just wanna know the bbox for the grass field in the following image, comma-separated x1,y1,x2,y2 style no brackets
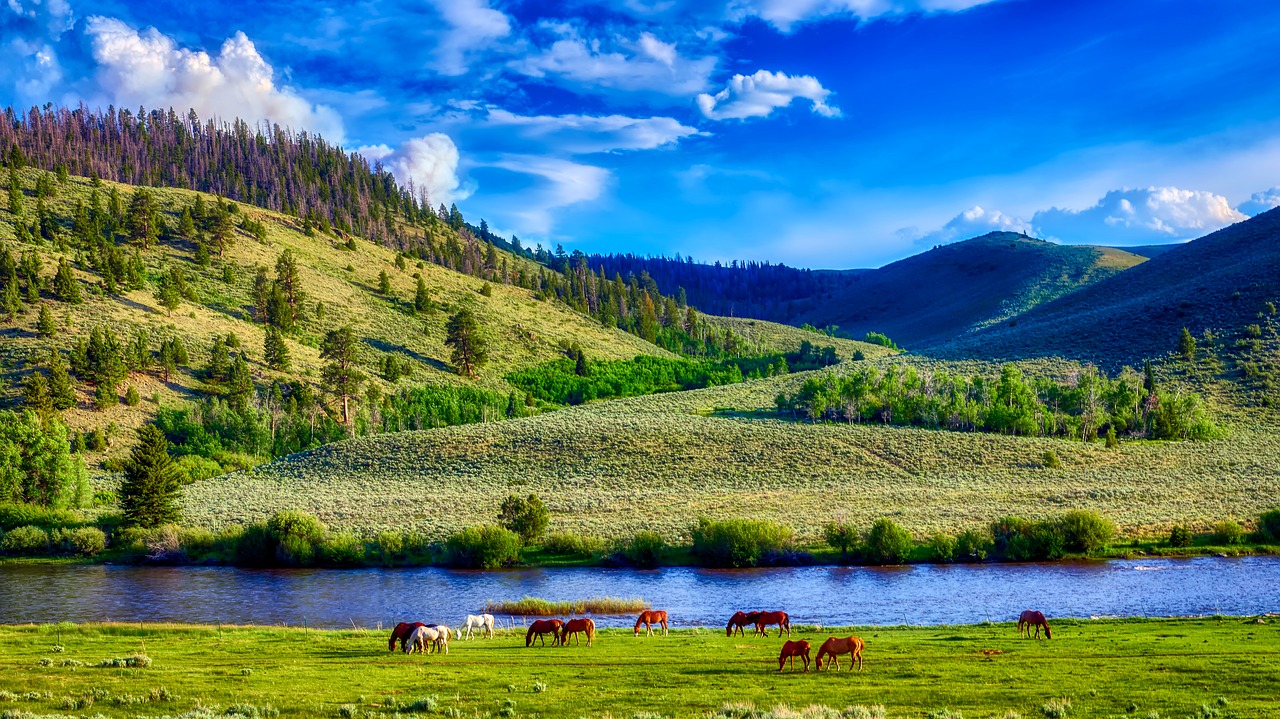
0,619,1274,718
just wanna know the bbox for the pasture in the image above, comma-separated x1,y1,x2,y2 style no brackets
0,618,1276,718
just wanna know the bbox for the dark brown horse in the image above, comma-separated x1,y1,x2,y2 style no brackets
726,611,762,637
526,619,565,647
778,639,811,672
754,610,791,637
634,610,669,636
815,636,864,671
389,622,425,651
560,617,596,646
1018,610,1051,639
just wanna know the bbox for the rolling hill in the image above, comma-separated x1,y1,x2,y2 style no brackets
790,232,1146,347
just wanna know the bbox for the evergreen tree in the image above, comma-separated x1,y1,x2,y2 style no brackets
414,276,432,313
124,384,141,407
52,258,81,303
274,249,303,313
36,304,55,337
253,267,271,321
2,280,20,318
48,352,75,410
211,207,234,256
378,269,391,295
206,336,230,382
194,240,211,267
126,188,159,249
1178,327,1197,362
227,355,254,413
264,326,291,371
7,167,21,216
119,425,182,527
93,377,117,409
154,271,181,315
445,305,487,377
320,326,364,428
265,282,293,330
23,371,52,414
178,207,196,238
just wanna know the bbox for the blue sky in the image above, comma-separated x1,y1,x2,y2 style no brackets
4,0,1280,267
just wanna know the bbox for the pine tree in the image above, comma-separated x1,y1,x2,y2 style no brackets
178,207,196,238
445,305,487,378
37,304,55,337
155,272,181,315
126,188,159,249
93,377,118,409
1178,327,1197,362
7,167,22,216
275,249,302,312
48,352,75,410
227,355,254,412
124,384,141,407
52,258,81,303
2,279,20,318
378,269,391,295
119,425,182,527
414,276,432,313
264,326,291,371
1143,359,1157,395
320,326,364,428
211,207,234,255
24,371,52,414
206,336,230,382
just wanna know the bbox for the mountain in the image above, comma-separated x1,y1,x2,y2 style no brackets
789,232,1146,347
936,210,1280,365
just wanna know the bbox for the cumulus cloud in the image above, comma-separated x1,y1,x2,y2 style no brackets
912,205,1032,246
358,133,468,207
427,0,511,76
482,155,611,234
1238,187,1280,217
481,109,703,153
726,0,1003,32
1,0,73,105
1032,187,1247,244
696,69,839,120
84,17,345,143
512,25,717,97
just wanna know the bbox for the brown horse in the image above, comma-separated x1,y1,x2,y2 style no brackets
634,610,669,636
560,617,596,646
526,619,565,647
815,636,864,671
726,611,762,637
778,639,811,672
754,610,791,637
1018,610,1051,639
389,622,425,651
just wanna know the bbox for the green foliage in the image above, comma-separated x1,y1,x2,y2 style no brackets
0,410,86,507
955,529,991,561
621,530,665,568
445,305,487,377
266,510,326,566
119,425,183,527
1169,525,1193,548
690,517,793,568
0,524,49,554
863,517,914,565
1178,327,1197,362
1057,510,1116,552
498,493,550,544
263,326,290,371
541,531,605,558
1259,508,1280,542
928,533,957,562
319,532,366,566
863,331,900,350
1042,450,1060,468
124,384,141,407
445,524,521,568
52,258,80,303
822,520,858,557
1211,521,1244,546
320,326,364,427
509,355,744,406
53,525,106,555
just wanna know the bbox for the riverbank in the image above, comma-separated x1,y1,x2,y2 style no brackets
1,618,1276,718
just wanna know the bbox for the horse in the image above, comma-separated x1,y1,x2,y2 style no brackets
634,610,669,636
405,625,442,654
726,611,762,637
434,625,451,654
754,611,791,637
778,640,811,672
815,636,864,671
1018,610,1051,639
526,619,565,647
560,618,596,646
389,622,425,652
459,614,495,640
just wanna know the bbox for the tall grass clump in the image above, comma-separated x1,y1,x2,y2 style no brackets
541,531,606,558
691,517,793,568
446,525,521,568
483,596,649,615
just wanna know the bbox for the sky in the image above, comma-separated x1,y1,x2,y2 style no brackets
3,0,1280,268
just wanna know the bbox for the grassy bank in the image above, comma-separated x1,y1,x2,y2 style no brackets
0,619,1276,718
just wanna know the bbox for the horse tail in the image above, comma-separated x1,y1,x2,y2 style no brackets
588,619,596,644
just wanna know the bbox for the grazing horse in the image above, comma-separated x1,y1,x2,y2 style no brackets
434,625,451,654
778,640,811,672
405,625,442,654
1018,610,1051,639
726,611,762,637
526,619,565,647
634,610,669,636
560,618,596,646
459,614,495,640
815,636,864,671
754,611,791,637
389,622,425,652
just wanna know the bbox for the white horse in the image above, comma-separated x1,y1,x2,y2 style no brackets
405,625,441,654
458,614,495,640
434,625,451,654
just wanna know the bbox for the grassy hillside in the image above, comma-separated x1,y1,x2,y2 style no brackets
182,351,1279,540
794,232,1145,348
939,210,1280,365
701,316,892,360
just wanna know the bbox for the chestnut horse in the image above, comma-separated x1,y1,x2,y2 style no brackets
560,618,596,646
1018,610,1051,639
754,611,791,637
389,622,425,651
526,619,565,647
815,636,864,671
726,611,762,637
634,610,669,636
778,639,811,672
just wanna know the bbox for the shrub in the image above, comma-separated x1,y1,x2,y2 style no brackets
53,526,106,556
1212,521,1245,545
863,518,914,565
319,532,366,566
1258,508,1280,542
954,529,991,561
498,494,550,544
1,525,50,554
372,531,405,564
1041,698,1071,719
1169,525,1194,548
541,531,605,558
173,454,224,484
266,510,325,566
234,522,276,566
990,516,1032,555
690,517,793,568
532,682,547,693
1041,450,1061,469
446,525,521,568
0,503,80,531
928,533,957,562
1057,510,1116,553
822,520,858,557
621,531,665,568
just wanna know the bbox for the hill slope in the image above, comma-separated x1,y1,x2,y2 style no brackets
791,233,1146,347
936,210,1280,365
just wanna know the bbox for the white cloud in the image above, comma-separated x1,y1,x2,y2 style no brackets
1238,187,1280,217
482,155,611,234
481,109,703,153
84,17,346,143
358,133,468,207
696,69,839,120
426,0,511,76
1032,187,1247,245
512,25,717,96
1,0,72,106
726,0,1003,32
912,205,1032,246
